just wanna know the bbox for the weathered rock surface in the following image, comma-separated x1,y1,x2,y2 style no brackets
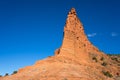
1,8,120,80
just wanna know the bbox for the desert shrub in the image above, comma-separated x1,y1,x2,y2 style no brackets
111,57,118,61
100,57,104,61
118,64,120,66
107,54,120,56
12,71,17,75
92,57,98,62
102,71,113,78
0,75,2,77
4,73,9,76
101,62,107,66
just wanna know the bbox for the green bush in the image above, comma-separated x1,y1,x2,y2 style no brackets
102,71,113,78
100,57,104,61
101,62,107,66
4,73,9,76
118,64,120,66
12,71,17,75
111,57,118,61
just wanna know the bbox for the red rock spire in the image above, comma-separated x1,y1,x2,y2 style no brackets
55,8,99,56
65,8,83,32
68,8,77,15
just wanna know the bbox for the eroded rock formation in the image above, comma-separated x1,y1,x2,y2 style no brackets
1,8,120,80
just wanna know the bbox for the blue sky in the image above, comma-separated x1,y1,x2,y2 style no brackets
0,0,120,75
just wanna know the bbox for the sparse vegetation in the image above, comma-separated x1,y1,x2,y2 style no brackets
0,75,2,77
100,57,104,61
92,57,98,62
12,71,17,75
111,57,118,61
102,71,113,78
107,54,120,56
4,73,9,76
107,54,120,64
118,64,120,66
106,54,120,75
101,62,107,66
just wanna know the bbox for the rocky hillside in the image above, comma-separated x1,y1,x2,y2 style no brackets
0,8,120,80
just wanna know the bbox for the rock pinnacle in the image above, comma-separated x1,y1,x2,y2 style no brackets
55,8,99,58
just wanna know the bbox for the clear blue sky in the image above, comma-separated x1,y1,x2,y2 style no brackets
0,0,120,75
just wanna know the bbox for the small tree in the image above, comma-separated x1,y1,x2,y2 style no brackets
12,71,17,75
4,73,9,76
102,71,113,78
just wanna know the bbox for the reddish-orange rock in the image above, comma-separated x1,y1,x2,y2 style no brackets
1,8,120,80
56,8,104,62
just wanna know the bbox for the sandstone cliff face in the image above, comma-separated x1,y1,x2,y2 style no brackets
1,8,120,80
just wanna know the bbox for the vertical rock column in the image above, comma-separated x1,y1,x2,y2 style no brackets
55,8,99,57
